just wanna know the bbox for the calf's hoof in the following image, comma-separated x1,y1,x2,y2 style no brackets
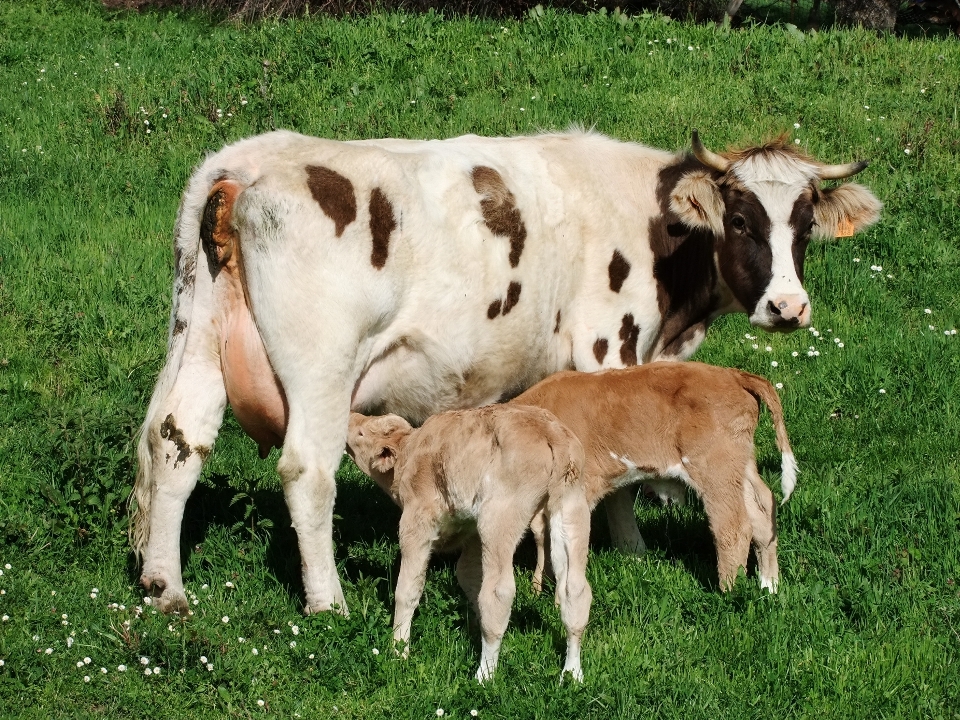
140,575,189,615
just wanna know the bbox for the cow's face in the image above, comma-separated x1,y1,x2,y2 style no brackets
670,133,882,332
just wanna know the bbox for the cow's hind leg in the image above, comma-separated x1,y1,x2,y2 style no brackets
134,358,226,614
603,487,648,555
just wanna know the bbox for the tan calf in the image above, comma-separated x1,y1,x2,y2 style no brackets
511,362,797,593
346,406,592,682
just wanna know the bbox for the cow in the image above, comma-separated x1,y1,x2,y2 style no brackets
130,128,881,615
511,362,796,594
346,408,591,682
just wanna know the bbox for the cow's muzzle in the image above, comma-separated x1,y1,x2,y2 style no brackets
765,296,810,329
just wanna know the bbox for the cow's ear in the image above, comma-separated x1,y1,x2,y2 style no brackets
371,444,398,474
669,170,725,236
812,183,882,240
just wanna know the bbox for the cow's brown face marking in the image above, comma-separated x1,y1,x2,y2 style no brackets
554,310,561,334
368,187,395,269
471,166,527,268
650,157,721,356
619,313,640,366
608,250,631,293
593,338,608,364
502,281,522,315
159,413,192,467
306,165,357,237
716,183,773,315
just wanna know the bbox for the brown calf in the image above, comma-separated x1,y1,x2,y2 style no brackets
346,406,592,682
511,362,797,593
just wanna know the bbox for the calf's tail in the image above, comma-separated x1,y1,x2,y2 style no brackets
737,371,797,504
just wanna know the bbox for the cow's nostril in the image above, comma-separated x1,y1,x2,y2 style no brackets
768,300,782,316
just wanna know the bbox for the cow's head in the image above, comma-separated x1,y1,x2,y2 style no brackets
669,131,882,331
346,412,413,505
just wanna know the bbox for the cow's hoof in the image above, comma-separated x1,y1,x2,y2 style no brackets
141,574,189,615
304,600,350,617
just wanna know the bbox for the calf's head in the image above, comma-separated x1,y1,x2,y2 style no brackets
346,412,413,502
669,131,882,331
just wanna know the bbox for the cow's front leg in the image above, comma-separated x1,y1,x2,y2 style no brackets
133,359,226,614
602,487,647,555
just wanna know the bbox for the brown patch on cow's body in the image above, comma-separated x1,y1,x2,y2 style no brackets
554,310,562,334
487,299,502,319
306,165,357,237
172,319,187,336
502,282,522,315
159,414,192,467
593,338,608,364
369,187,395,269
608,250,631,293
618,314,640,366
649,157,723,360
471,166,527,268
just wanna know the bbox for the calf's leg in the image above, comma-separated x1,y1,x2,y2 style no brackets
393,509,436,657
744,463,779,592
456,535,483,612
549,489,592,683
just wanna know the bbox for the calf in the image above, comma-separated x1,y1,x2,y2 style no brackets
346,406,592,682
511,362,796,593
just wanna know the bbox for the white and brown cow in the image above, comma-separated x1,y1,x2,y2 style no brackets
131,129,880,615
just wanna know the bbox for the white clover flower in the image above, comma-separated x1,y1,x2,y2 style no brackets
925,308,932,314
812,331,820,338
252,648,259,655
2,615,8,622
291,626,299,636
200,656,208,664
114,62,119,67
117,665,126,672
221,616,229,624
257,700,265,707
834,337,841,343
437,710,445,717
201,584,209,590
471,712,479,718
807,350,814,357
752,344,759,350
206,663,213,671
904,148,911,154
140,657,149,665
45,648,53,655
153,667,161,675
853,258,860,263
771,361,778,367
308,654,315,659
100,667,107,674
90,593,97,599
62,614,68,620
765,346,772,352
144,668,152,676
77,661,85,668
290,641,296,648
775,383,783,390
3,564,8,570
794,138,801,145
33,635,39,642
372,648,379,656
83,657,91,665
67,637,74,648
238,637,245,643
838,343,844,348
879,389,886,394
83,675,90,683
688,45,693,50
224,581,234,588
793,123,800,129
274,629,281,635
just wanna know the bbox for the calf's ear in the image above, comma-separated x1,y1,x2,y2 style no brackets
372,444,398,474
813,183,882,240
669,170,725,236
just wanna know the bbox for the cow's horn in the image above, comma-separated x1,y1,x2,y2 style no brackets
818,159,869,180
691,130,731,173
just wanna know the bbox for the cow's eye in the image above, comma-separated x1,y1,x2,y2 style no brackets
731,215,747,232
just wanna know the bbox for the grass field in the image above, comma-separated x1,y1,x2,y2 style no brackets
1,1,959,717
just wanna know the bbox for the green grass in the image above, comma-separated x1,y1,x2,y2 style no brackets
1,1,959,717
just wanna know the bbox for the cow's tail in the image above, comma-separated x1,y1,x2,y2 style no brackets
129,164,228,558
737,371,797,504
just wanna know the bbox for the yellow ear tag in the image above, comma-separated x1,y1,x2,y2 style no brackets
835,218,855,238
